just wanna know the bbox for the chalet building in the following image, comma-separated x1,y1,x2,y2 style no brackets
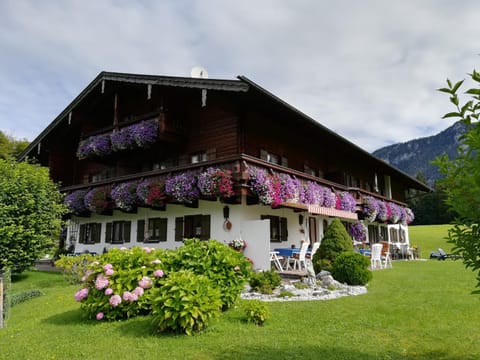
19,71,430,270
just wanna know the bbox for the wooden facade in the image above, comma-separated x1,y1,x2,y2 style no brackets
19,72,429,268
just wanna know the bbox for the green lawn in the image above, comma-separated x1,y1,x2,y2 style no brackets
409,224,453,258
1,225,479,359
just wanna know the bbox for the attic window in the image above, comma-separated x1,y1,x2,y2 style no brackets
260,149,280,165
191,152,207,164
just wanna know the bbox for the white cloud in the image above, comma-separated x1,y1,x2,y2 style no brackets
0,0,479,151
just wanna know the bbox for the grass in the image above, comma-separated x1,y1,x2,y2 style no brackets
409,224,453,258
1,224,479,359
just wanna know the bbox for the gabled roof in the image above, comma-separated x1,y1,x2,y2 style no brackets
18,71,431,192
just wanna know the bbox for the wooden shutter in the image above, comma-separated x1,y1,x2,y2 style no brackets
105,222,112,243
280,217,288,242
94,223,102,243
159,218,168,242
79,224,86,244
123,221,131,243
137,220,145,242
175,217,184,242
201,215,211,240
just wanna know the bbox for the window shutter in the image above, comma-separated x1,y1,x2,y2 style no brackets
201,215,211,240
105,222,112,243
184,215,194,238
94,223,102,243
280,217,288,242
79,224,86,244
124,221,131,243
137,220,145,242
159,218,168,242
175,217,184,242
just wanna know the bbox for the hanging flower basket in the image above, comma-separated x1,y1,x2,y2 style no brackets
228,238,247,252
362,196,379,222
137,179,166,208
336,191,357,212
165,171,199,203
197,167,235,199
84,187,112,214
111,181,139,212
64,189,90,215
349,221,367,242
77,133,112,159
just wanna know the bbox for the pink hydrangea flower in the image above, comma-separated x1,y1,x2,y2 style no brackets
95,274,109,290
122,291,138,302
105,268,114,276
96,312,104,320
104,288,113,295
74,288,89,302
133,286,144,297
120,247,128,251
153,269,164,278
109,294,122,307
143,247,152,253
138,276,153,289
150,259,161,264
104,264,113,271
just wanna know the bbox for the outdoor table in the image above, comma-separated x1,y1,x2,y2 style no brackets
274,248,299,270
358,249,371,257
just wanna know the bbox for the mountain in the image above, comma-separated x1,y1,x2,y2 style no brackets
372,121,468,186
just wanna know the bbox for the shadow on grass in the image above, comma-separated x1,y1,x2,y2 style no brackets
116,316,159,338
42,309,86,325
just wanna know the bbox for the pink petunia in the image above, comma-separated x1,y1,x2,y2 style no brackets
104,288,113,296
109,294,122,307
74,288,89,302
95,274,109,290
96,312,104,320
133,286,144,297
153,269,164,278
138,276,153,289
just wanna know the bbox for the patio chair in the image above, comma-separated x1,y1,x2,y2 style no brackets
370,243,383,270
305,241,320,261
292,242,309,271
380,241,392,268
270,251,284,272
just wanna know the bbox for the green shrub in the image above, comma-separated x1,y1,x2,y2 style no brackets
162,239,252,309
73,247,166,321
11,289,44,306
151,270,222,335
331,251,372,285
313,219,353,273
55,254,97,284
293,281,309,289
243,300,269,326
249,270,282,294
277,291,295,298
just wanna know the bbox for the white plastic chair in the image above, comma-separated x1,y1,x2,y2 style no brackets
305,242,320,263
370,243,383,270
270,251,284,272
292,242,309,271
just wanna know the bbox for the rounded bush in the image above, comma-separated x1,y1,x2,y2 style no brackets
151,270,222,335
331,251,372,286
313,218,353,273
249,270,282,294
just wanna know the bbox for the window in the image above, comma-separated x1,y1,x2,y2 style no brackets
260,149,281,165
175,215,211,241
304,164,316,176
79,223,102,244
106,221,131,244
137,218,167,243
261,215,288,242
191,152,207,164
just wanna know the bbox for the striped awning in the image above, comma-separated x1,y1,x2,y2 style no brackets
280,202,358,220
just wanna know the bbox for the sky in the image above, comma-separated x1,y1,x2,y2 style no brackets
0,0,479,152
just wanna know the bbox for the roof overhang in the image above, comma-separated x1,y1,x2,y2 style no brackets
280,202,359,221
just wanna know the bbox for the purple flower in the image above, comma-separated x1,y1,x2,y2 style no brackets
76,133,112,159
247,167,274,205
363,196,379,222
96,312,104,320
322,188,336,208
111,127,135,151
405,208,415,224
95,274,109,290
349,222,367,241
131,119,159,147
109,294,122,307
165,172,199,203
133,287,144,297
105,288,113,296
64,190,89,215
74,288,89,302
138,276,153,289
84,187,111,213
376,201,388,222
388,202,403,224
153,269,164,278
111,181,139,211
336,192,357,212
279,174,299,202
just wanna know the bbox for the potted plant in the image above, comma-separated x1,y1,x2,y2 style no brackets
111,181,139,212
84,187,112,214
64,189,89,215
165,172,199,203
137,179,166,208
197,167,235,199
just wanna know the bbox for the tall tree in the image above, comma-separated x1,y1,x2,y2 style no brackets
435,70,480,293
0,131,29,160
0,159,67,272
